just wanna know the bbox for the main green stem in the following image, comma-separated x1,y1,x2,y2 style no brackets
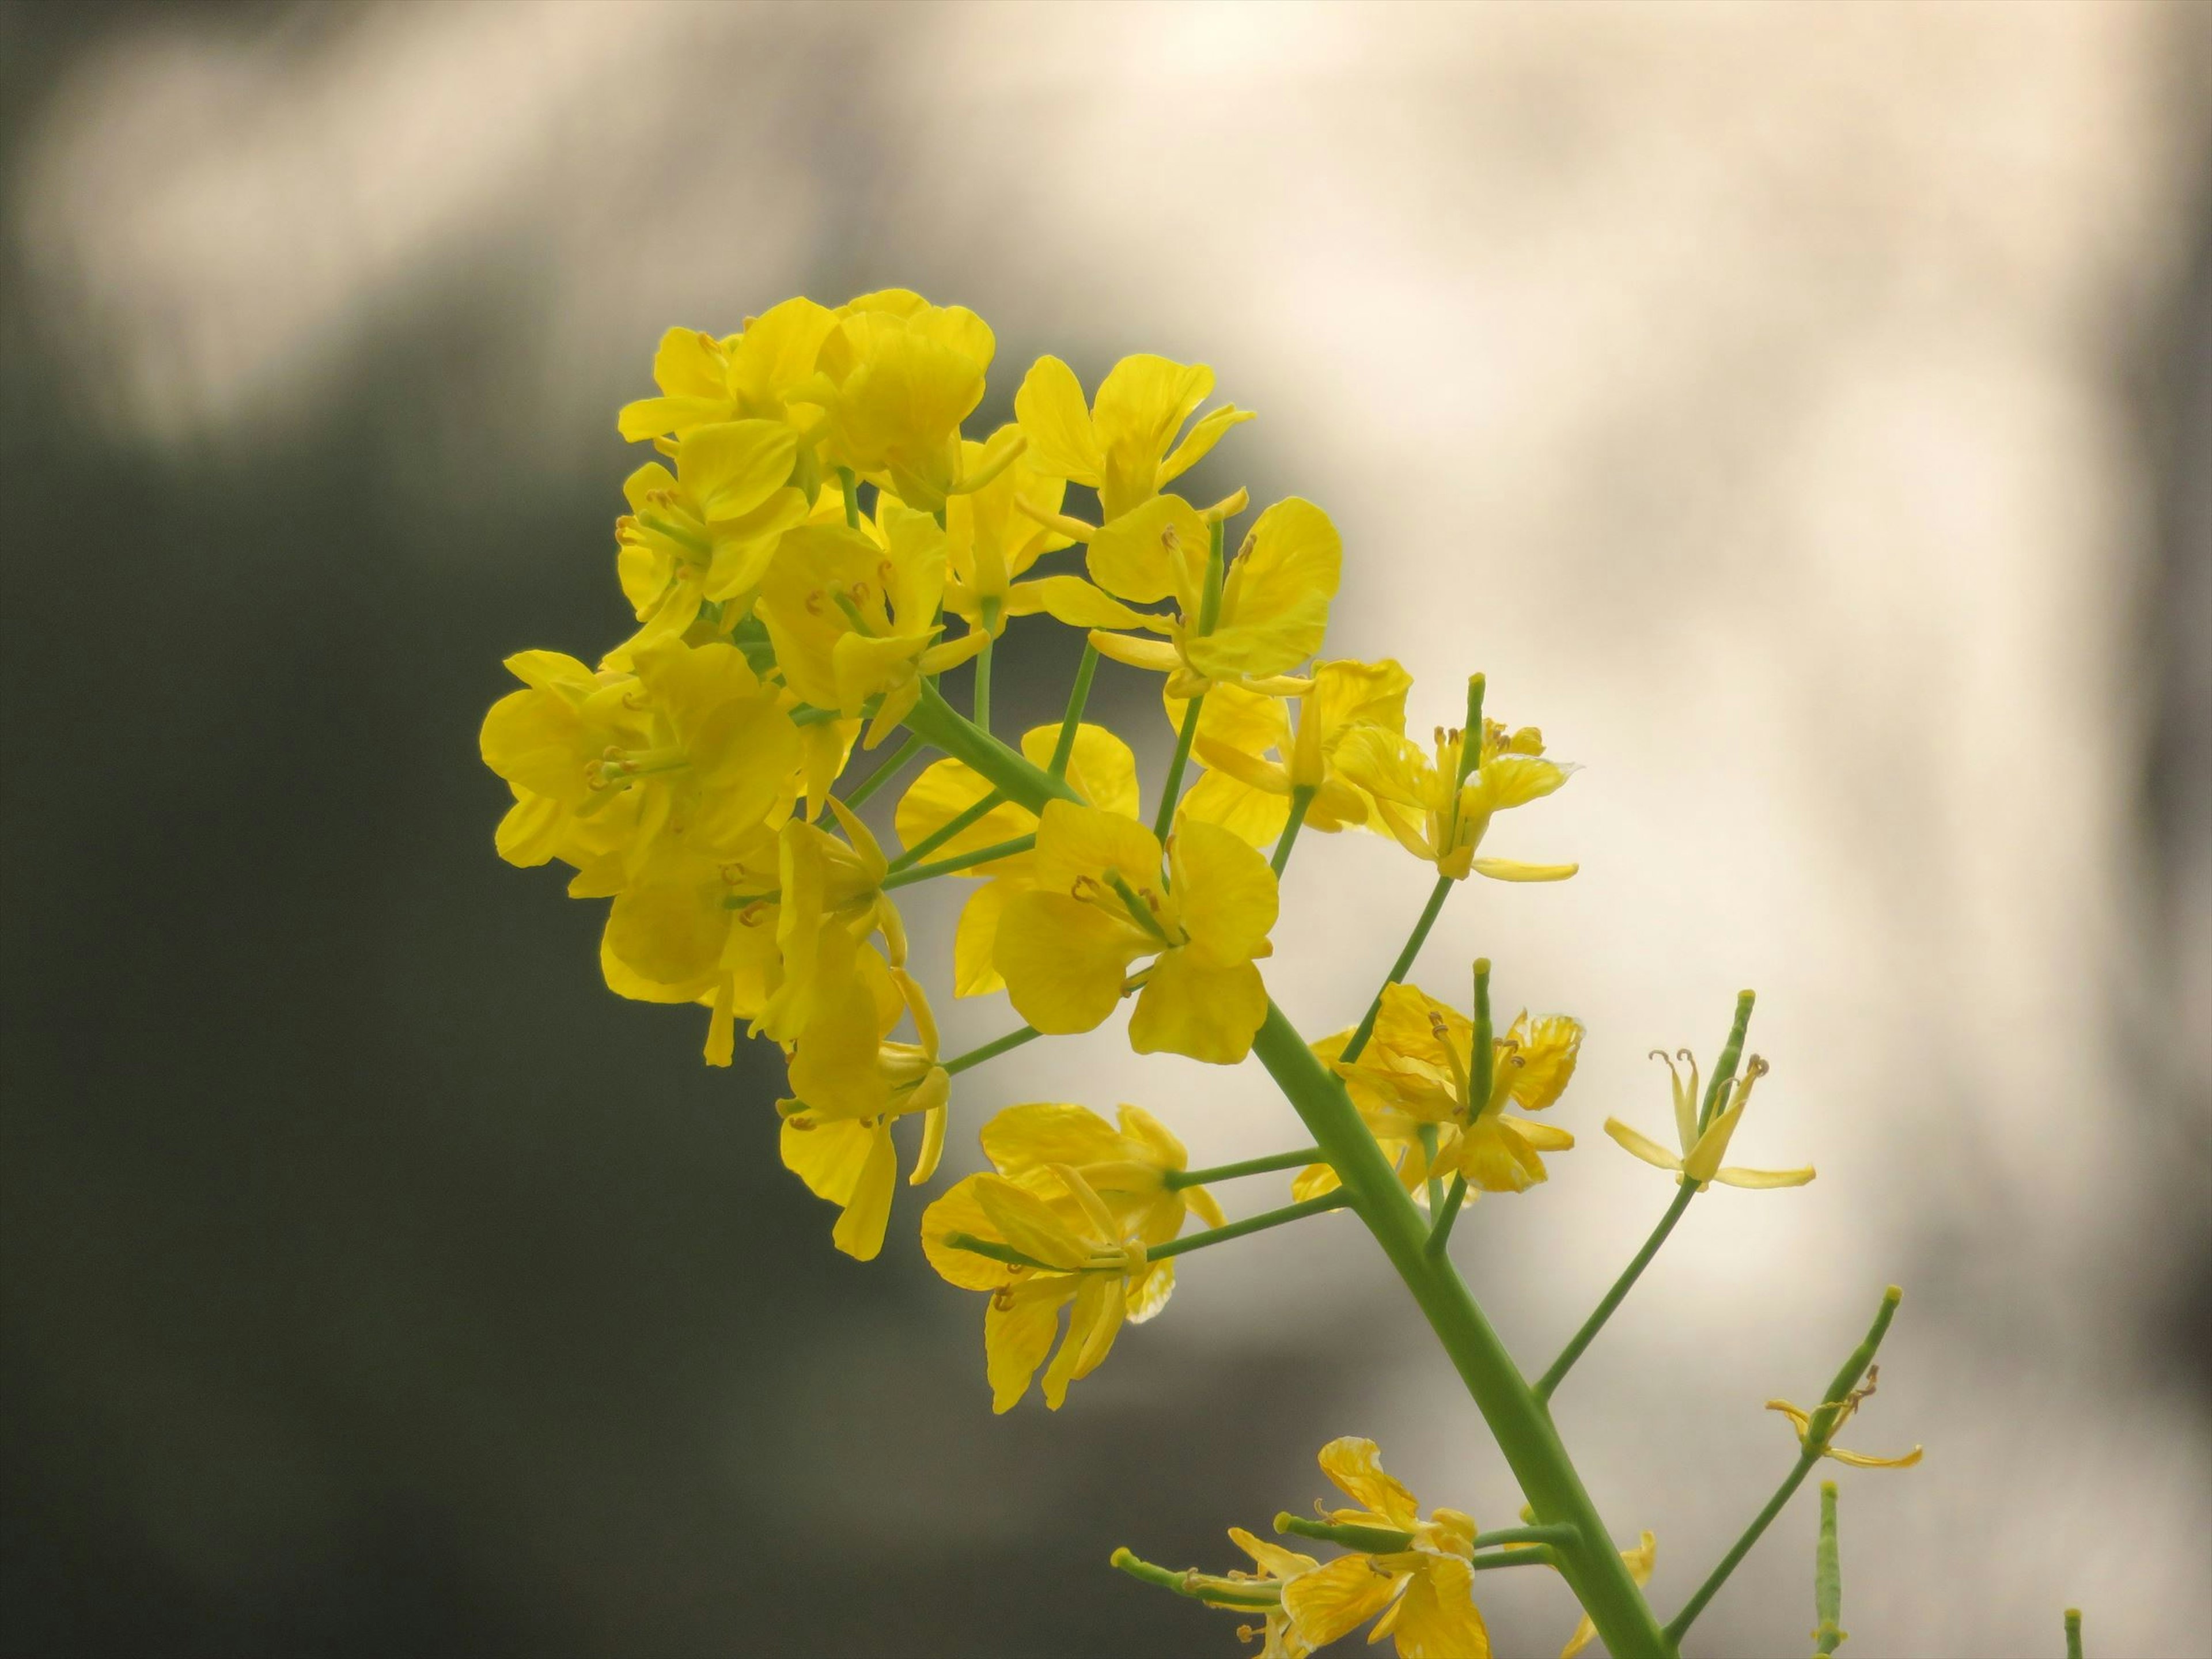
893,684,1672,1659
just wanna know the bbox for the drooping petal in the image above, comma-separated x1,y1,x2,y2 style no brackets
1282,1552,1404,1649
997,891,1151,1035
1712,1163,1816,1188
1468,857,1580,882
920,1174,1018,1290
1392,1555,1490,1659
985,1279,1069,1414
952,877,1022,996
971,1174,1092,1271
1316,1437,1423,1530
981,1103,1130,1175
1229,1527,1320,1583
1128,950,1268,1065
1603,1117,1685,1173
1005,574,1156,630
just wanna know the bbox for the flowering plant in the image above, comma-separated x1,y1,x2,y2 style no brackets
481,291,2085,1658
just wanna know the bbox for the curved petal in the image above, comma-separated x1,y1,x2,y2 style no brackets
921,1174,1018,1290
1169,816,1279,965
952,876,1023,996
1712,1163,1817,1189
1013,355,1103,484
895,757,1035,859
981,1103,1128,1175
1179,768,1294,849
985,1279,1069,1414
1316,1437,1422,1530
1128,951,1268,1065
1188,497,1340,680
1469,857,1580,883
1603,1117,1685,1173
1006,574,1156,630
997,891,1150,1034
1018,723,1141,820
1392,1555,1490,1659
1282,1552,1403,1648
1087,494,1210,607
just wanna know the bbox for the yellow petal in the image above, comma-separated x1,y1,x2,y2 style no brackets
1113,1103,1187,1171
1393,1555,1489,1659
1169,816,1279,966
830,1126,899,1260
909,1103,947,1185
1681,1098,1747,1184
1043,1271,1126,1407
1005,573,1156,630
1712,1164,1816,1189
1316,1437,1422,1531
985,1278,1069,1413
1229,1527,1319,1583
1013,355,1103,484
1124,1257,1176,1325
895,758,1034,860
1128,949,1268,1065
1509,1119,1576,1152
1087,494,1210,607
680,419,799,524
1603,1117,1685,1173
952,876,1022,996
1825,1444,1925,1469
996,891,1150,1035
1017,723,1141,820
1087,629,1183,676
1469,857,1579,882
972,1174,1091,1270
1157,402,1255,485
1282,1552,1403,1649
921,1174,1017,1290
1179,767,1294,849
1292,1162,1343,1200
981,1103,1128,1175
1187,497,1340,681
1503,1013,1583,1111
1032,799,1162,892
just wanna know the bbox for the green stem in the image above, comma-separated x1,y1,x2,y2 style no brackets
881,833,1034,889
1275,1514,1416,1553
1421,1123,1442,1215
1199,518,1226,634
1471,1524,1579,1551
1108,1548,1279,1609
838,466,860,529
1147,1193,1348,1262
1271,785,1316,877
1340,874,1455,1064
2065,1608,2084,1659
972,635,994,734
942,1233,1051,1271
1426,1174,1469,1256
903,680,1082,810
1474,1546,1558,1571
1814,1480,1844,1656
1049,642,1100,777
1154,694,1205,843
940,1024,1043,1076
1535,1182,1696,1403
1456,673,1487,785
1662,1287,1903,1647
1165,1146,1322,1189
888,790,1005,872
840,732,925,808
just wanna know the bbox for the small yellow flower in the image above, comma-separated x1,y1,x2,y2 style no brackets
779,955,948,1261
1337,712,1577,882
1767,1368,1923,1469
1603,1051,1815,1190
1015,351,1252,523
892,722,1140,996
979,1101,1226,1245
797,289,996,512
1279,1438,1490,1659
995,801,1278,1065
616,298,841,445
1559,1532,1656,1659
755,502,982,746
756,798,907,1044
1167,658,1412,847
1327,983,1582,1199
1082,496,1342,700
921,1165,1170,1412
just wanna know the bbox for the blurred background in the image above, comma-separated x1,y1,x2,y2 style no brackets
3,3,2207,1655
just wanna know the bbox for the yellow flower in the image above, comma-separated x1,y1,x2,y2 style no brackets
1603,1051,1815,1190
1279,1438,1490,1659
1328,983,1581,1198
1014,351,1252,522
979,1101,1226,1245
921,1165,1171,1412
995,801,1278,1064
892,722,1139,996
942,425,1153,645
615,298,842,445
479,640,801,884
1336,714,1576,882
1082,496,1342,699
606,419,813,669
1766,1367,1923,1469
1221,1530,1321,1659
798,289,995,512
1560,1532,1656,1659
779,953,948,1261
1167,658,1412,847
755,502,983,745
756,798,908,1044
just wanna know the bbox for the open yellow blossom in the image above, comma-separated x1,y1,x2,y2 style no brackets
1015,352,1252,523
480,640,801,884
798,289,995,511
1167,658,1412,847
1560,1532,1656,1659
779,955,948,1261
1766,1369,1923,1469
606,419,813,668
942,425,1153,645
755,503,982,745
979,1101,1225,1245
756,798,907,1044
616,297,840,446
1082,496,1342,699
1328,982,1582,1198
995,801,1278,1064
921,1165,1171,1412
1337,714,1576,882
893,723,1139,995
1280,1438,1489,1659
1604,1051,1815,1190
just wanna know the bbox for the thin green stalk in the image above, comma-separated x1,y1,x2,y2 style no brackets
888,790,1004,872
1109,1548,1279,1609
1428,957,1489,1256
940,1024,1043,1076
1271,785,1316,877
1198,518,1226,634
887,685,1672,1659
1814,1480,1844,1656
1154,694,1205,843
2065,1608,2084,1659
882,833,1034,889
1147,1192,1349,1262
1471,1524,1579,1551
1340,874,1455,1064
1456,673,1487,785
1049,642,1099,777
1275,1514,1416,1553
1663,1287,1904,1647
1166,1146,1322,1189
838,465,860,529
1536,1182,1696,1402
973,635,994,734
1421,1123,1443,1215
841,732,925,808
1474,1546,1557,1571
1700,989,1758,1133
1427,1174,1469,1256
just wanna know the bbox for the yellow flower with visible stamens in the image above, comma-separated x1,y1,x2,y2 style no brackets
921,1164,1170,1412
1337,711,1577,882
1322,983,1581,1199
979,1101,1226,1245
1766,1368,1923,1469
1603,1051,1815,1190
1279,1438,1490,1659
1082,496,1342,700
1167,658,1412,847
779,955,948,1261
1560,1532,1656,1659
995,801,1278,1064
892,722,1140,996
1220,1530,1320,1659
616,298,842,446
1015,352,1252,524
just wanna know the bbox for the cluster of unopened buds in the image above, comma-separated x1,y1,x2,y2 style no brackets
482,291,2084,1658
